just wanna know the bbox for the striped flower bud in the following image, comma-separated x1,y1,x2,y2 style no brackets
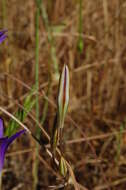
58,65,69,129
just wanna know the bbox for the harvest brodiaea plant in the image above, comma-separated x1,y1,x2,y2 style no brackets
0,28,77,187
0,29,25,173
0,118,25,173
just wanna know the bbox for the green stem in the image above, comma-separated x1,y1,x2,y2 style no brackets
33,1,40,189
35,4,40,137
0,173,2,190
2,0,7,27
78,0,84,53
36,0,59,80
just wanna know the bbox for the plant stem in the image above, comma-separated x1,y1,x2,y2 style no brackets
36,0,59,80
2,0,6,27
33,1,40,189
78,0,83,53
0,173,2,190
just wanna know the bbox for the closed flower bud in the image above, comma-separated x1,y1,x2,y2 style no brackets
58,65,69,129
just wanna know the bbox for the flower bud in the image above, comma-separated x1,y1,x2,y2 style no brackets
58,65,69,129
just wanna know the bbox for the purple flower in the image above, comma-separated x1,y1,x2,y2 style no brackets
0,30,7,44
0,118,25,172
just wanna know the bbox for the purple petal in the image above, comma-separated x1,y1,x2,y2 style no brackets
0,130,25,172
0,30,7,44
0,34,7,44
0,30,7,36
0,118,4,138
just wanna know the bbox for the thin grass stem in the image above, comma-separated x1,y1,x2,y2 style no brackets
37,0,59,80
33,1,40,189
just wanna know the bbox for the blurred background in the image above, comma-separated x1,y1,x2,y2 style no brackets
0,0,126,189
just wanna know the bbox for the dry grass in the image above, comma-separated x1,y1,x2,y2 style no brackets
0,0,126,189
